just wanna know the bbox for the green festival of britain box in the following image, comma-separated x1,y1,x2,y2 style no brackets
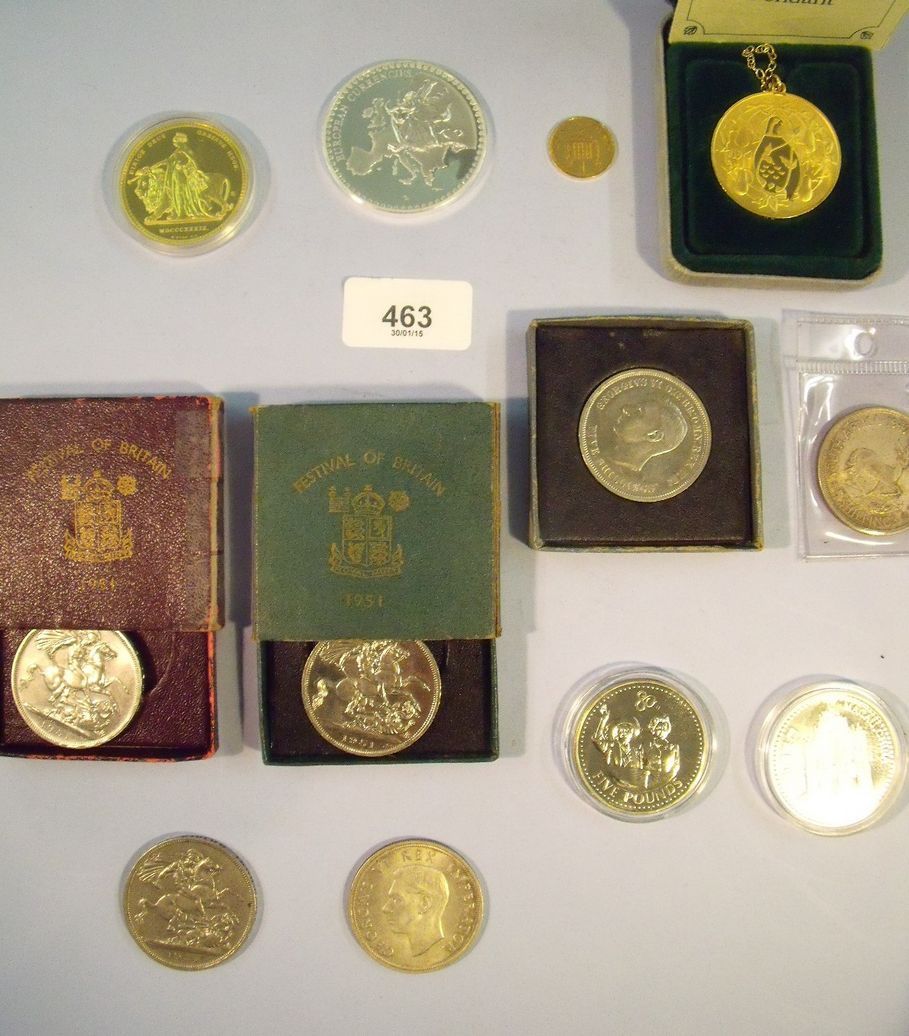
253,401,501,765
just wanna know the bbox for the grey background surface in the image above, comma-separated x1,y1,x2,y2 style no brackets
1,2,908,1033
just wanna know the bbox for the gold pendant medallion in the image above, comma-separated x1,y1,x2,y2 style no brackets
711,45,841,219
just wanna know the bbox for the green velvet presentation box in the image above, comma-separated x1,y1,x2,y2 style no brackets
661,0,907,284
529,316,762,551
254,402,500,765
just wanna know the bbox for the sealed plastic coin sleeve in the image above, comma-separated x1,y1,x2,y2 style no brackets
557,663,723,822
752,677,908,836
319,59,493,220
785,312,909,558
108,113,260,255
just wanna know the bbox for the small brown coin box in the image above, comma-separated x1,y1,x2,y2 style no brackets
0,396,223,760
529,317,762,551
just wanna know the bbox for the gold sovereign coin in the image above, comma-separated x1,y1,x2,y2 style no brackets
570,677,712,819
758,681,906,835
817,406,909,535
711,92,841,219
548,117,616,179
117,116,252,250
124,836,257,969
302,639,441,757
578,369,711,502
347,839,484,972
11,629,143,749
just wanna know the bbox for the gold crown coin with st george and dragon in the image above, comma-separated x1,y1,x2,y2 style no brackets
302,639,441,757
117,117,252,250
817,406,909,536
570,678,712,819
578,369,711,502
11,629,143,748
347,839,484,972
123,836,257,969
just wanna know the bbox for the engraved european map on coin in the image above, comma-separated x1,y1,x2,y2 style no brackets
118,117,251,248
302,639,441,756
578,369,711,502
124,836,257,969
348,839,484,972
817,407,909,535
11,629,143,748
760,682,905,835
323,60,487,213
548,116,616,179
571,678,711,818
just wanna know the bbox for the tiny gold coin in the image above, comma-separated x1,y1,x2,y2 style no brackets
711,92,841,219
548,116,616,179
302,639,441,757
123,836,257,969
758,681,906,835
347,839,484,972
578,369,711,502
117,116,251,250
817,406,909,535
11,629,143,748
570,677,711,819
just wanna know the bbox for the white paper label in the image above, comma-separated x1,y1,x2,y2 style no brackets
342,277,472,351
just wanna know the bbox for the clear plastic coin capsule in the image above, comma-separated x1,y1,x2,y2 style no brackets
754,678,907,836
560,664,720,822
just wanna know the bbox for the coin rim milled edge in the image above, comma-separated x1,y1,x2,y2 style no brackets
301,639,442,757
123,834,258,970
346,838,485,973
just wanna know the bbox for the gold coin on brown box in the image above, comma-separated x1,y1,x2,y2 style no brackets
302,639,441,756
578,368,711,502
123,836,257,970
817,406,909,535
548,116,616,179
348,839,484,972
117,116,251,249
571,678,711,818
11,629,143,748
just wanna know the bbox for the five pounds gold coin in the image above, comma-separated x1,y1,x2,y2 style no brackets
302,639,441,757
569,676,712,820
578,369,711,502
817,407,909,536
11,629,143,749
548,117,616,179
124,836,257,969
117,116,252,251
347,839,484,972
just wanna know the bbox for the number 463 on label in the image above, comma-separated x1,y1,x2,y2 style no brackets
343,277,472,351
